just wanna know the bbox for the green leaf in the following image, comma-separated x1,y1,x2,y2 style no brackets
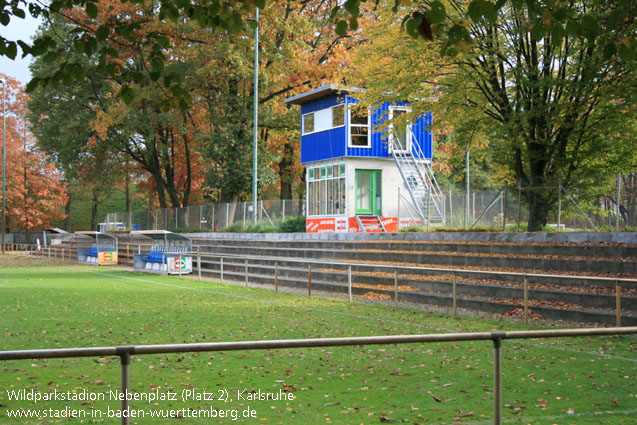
603,42,616,60
13,8,26,19
349,16,358,31
150,56,164,72
96,25,109,41
335,20,348,36
481,1,497,23
344,0,359,19
467,1,482,22
118,85,136,104
405,15,422,39
580,14,599,41
25,77,40,93
565,21,580,37
618,44,635,62
85,2,98,19
426,0,446,25
5,41,17,59
551,25,564,47
530,22,545,41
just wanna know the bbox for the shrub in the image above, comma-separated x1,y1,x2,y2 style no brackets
278,216,306,233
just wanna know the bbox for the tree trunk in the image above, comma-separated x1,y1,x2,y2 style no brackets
526,190,553,232
279,141,295,200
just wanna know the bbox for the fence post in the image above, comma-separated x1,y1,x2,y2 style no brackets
557,177,562,230
245,260,248,287
220,257,224,283
197,248,201,281
275,261,278,291
397,187,401,230
394,269,398,308
492,334,503,425
48,247,51,260
616,280,621,327
308,264,312,297
524,275,529,325
517,184,522,232
348,265,352,303
118,349,131,425
452,272,457,317
502,182,508,232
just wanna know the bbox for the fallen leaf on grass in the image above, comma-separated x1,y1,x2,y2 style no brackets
453,410,474,420
427,391,442,402
379,415,396,423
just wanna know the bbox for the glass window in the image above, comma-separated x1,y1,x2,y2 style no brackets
303,113,314,134
349,108,369,147
306,163,347,217
332,105,344,127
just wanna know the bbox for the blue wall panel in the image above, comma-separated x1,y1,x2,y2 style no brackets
301,127,346,163
300,94,346,164
411,112,433,160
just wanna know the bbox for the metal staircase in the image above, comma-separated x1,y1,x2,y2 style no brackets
355,215,386,233
391,133,445,225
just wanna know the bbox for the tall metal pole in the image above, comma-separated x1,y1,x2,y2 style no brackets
1,79,6,254
252,7,259,223
464,147,470,229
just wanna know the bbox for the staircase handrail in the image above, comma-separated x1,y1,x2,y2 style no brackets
411,133,444,198
390,142,427,222
409,133,445,223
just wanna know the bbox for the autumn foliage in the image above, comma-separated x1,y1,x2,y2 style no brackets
0,74,67,232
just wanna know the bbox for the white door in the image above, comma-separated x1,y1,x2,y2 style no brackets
390,108,411,154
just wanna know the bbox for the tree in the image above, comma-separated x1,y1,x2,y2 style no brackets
28,15,130,230
0,73,67,234
349,0,636,230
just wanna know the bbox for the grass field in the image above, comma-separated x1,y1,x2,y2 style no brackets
1,256,635,424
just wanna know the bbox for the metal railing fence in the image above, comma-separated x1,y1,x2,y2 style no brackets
1,328,635,425
185,251,636,327
23,245,637,327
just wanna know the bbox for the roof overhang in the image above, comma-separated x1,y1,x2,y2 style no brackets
130,230,191,243
285,84,362,106
75,231,117,241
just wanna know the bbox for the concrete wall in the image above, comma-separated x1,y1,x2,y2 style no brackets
345,157,407,218
184,231,637,244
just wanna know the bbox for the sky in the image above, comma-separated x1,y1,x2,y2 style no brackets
0,13,43,85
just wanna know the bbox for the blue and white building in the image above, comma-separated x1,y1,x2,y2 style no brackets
285,85,444,232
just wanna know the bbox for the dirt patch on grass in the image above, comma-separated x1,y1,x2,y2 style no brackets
0,254,57,268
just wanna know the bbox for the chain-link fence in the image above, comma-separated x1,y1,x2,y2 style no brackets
103,199,306,232
438,171,637,231
103,172,636,232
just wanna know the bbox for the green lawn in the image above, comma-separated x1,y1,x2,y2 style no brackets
1,256,635,424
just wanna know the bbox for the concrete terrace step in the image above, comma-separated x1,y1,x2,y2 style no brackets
188,238,637,259
190,243,637,275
